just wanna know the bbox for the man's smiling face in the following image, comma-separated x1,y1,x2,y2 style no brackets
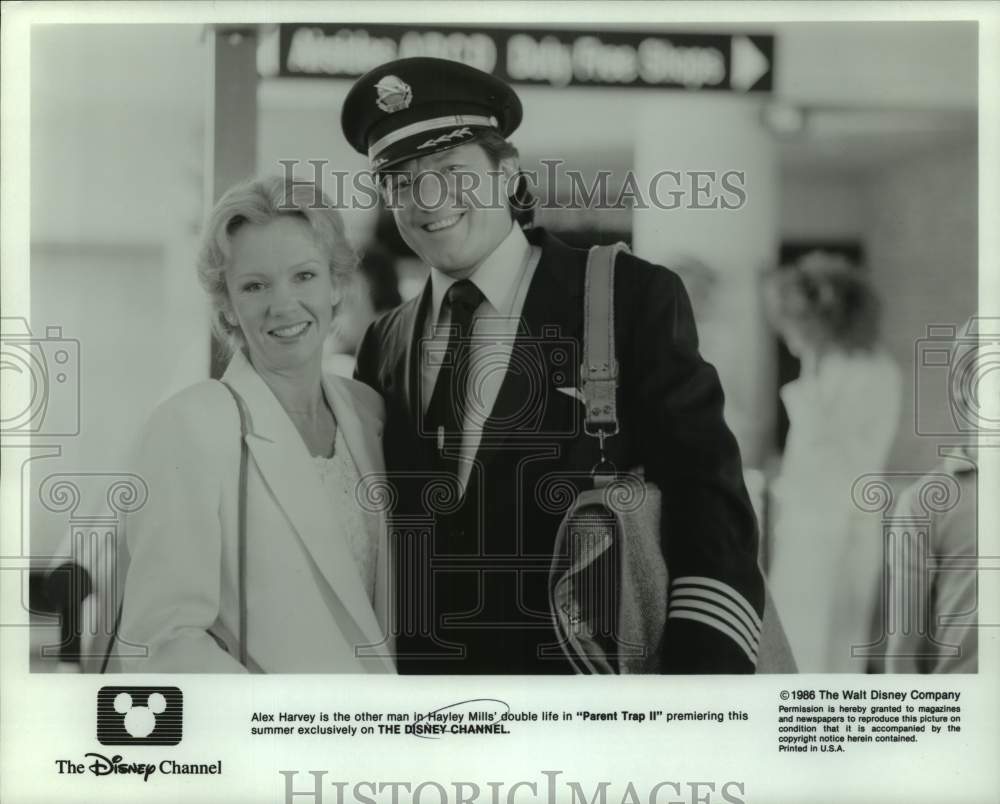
385,141,517,277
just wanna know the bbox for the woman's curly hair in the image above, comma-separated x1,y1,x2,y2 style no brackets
764,251,882,353
196,174,357,357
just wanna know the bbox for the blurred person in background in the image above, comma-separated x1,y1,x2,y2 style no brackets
885,320,983,673
764,252,901,672
109,176,394,673
325,248,402,377
885,444,978,673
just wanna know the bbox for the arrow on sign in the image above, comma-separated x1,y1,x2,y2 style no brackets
731,36,770,91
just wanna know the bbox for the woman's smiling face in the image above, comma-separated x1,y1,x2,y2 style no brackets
224,215,336,373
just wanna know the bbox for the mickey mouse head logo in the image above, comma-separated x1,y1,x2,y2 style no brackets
97,686,182,746
114,691,166,738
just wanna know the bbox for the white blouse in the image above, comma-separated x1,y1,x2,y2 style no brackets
312,426,377,602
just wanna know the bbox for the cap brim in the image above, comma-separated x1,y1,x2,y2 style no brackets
372,121,500,173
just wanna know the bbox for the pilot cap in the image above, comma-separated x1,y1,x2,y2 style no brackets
341,57,522,173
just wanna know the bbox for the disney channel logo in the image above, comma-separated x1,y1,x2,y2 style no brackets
55,754,223,782
52,687,220,783
97,686,183,745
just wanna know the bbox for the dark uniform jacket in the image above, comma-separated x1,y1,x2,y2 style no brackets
355,227,764,674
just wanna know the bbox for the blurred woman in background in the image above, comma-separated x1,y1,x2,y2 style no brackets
764,252,901,673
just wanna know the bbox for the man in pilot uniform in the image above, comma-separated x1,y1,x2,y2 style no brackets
343,57,763,674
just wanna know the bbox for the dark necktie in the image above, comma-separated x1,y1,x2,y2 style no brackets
424,279,485,476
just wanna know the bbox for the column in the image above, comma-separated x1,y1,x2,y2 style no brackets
632,95,778,468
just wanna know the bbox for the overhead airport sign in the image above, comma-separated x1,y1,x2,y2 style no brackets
274,24,774,93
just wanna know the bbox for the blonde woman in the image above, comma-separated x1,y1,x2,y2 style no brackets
111,176,394,673
765,253,901,673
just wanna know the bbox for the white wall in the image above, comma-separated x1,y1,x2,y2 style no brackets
780,173,867,240
864,141,978,472
29,25,209,556
773,21,977,110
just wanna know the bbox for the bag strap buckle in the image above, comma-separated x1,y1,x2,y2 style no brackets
582,242,629,489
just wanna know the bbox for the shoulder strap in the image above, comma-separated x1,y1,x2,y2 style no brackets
218,380,250,669
582,242,629,476
102,381,251,672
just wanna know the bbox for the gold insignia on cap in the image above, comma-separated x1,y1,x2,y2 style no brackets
374,75,412,114
417,126,472,150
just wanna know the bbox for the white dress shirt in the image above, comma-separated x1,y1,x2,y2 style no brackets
420,223,542,492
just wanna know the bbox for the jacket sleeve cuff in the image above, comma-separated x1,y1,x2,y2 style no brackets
662,576,762,673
